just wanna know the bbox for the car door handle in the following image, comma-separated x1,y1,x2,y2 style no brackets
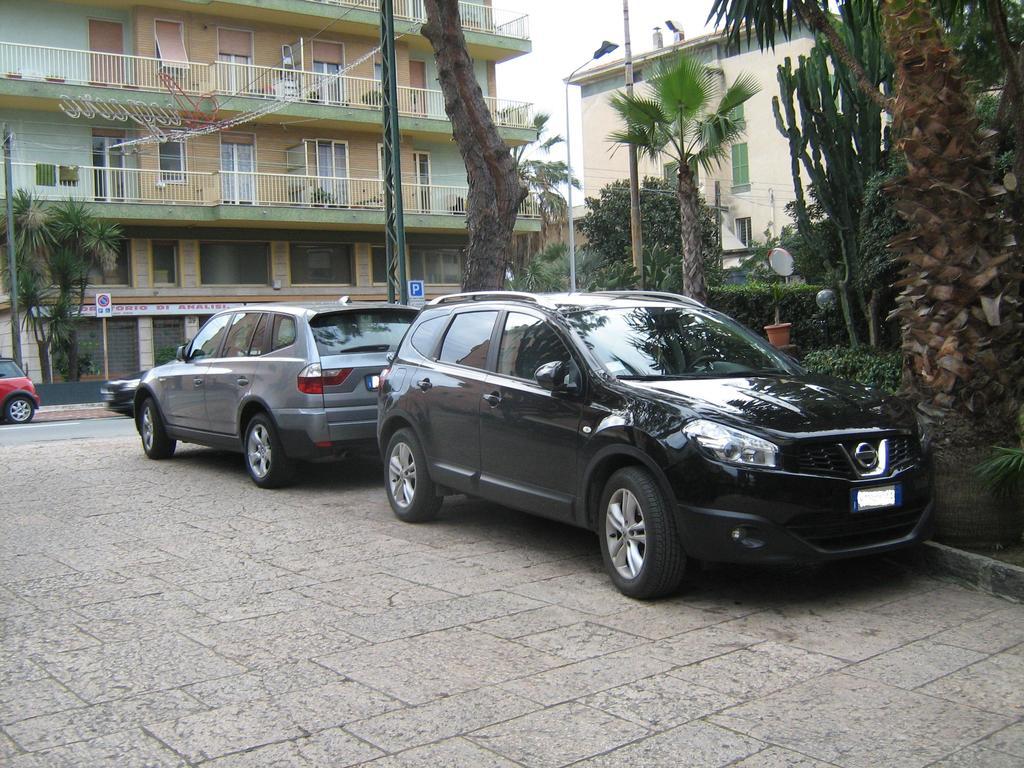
482,391,502,407
193,378,203,388
236,377,249,386
416,378,432,391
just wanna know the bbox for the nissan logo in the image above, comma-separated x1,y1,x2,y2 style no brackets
853,442,878,469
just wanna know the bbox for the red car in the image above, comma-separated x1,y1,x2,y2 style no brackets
0,358,41,424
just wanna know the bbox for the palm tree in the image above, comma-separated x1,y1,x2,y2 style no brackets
511,112,579,274
609,54,758,303
1,193,121,381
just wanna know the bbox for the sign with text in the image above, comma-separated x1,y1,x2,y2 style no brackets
408,280,425,307
79,302,244,318
95,293,113,317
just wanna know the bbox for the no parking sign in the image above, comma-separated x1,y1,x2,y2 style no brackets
95,293,113,317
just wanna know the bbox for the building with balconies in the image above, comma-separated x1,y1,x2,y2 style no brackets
0,0,537,377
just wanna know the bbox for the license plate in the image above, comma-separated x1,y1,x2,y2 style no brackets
366,374,380,391
852,484,902,512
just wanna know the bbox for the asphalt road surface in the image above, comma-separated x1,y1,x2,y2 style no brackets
0,416,138,446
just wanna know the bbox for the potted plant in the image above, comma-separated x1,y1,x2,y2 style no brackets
764,282,792,348
970,405,1024,547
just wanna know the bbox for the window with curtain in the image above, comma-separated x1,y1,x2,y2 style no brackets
290,243,353,285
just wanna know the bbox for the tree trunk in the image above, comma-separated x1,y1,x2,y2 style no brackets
36,338,51,384
882,0,1023,433
676,165,706,303
795,0,892,112
866,289,881,348
422,0,527,291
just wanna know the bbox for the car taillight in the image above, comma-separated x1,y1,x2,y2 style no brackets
297,363,352,395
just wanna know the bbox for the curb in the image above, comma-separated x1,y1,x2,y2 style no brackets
39,403,107,413
893,541,1024,603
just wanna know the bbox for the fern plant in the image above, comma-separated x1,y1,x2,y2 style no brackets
976,407,1024,498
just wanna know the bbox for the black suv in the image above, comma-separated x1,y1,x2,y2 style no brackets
378,291,933,598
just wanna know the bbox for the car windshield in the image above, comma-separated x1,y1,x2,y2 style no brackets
565,305,794,378
310,309,414,356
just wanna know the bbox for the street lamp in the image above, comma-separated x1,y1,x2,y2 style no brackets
565,40,618,292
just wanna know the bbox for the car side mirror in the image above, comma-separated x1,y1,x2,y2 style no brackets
175,344,186,362
535,360,580,395
386,350,396,364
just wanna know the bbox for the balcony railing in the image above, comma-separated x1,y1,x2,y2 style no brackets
2,162,541,218
303,0,530,39
0,42,534,129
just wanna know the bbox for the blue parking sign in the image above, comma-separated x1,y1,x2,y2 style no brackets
408,280,425,299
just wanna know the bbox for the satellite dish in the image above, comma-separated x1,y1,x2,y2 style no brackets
768,247,794,277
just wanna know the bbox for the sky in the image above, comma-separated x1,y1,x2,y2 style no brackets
498,0,719,187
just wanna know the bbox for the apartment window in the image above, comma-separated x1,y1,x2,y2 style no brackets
89,240,132,286
372,245,388,284
217,28,253,94
290,243,353,285
151,241,178,286
199,242,269,285
159,141,185,183
154,20,188,65
730,102,745,126
736,217,753,247
410,246,462,284
731,142,750,191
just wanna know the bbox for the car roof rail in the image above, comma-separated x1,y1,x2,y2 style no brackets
427,291,540,307
589,290,704,307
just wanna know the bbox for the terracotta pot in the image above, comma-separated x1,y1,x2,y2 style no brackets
932,446,1024,548
764,322,792,348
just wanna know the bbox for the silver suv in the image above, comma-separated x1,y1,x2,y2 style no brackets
134,302,417,487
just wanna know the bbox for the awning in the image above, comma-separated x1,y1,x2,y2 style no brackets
155,21,189,65
218,28,252,58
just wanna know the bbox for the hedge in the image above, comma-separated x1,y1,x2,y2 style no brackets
706,283,847,351
801,347,903,393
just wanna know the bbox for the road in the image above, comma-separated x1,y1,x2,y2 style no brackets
0,416,137,445
1,436,1022,767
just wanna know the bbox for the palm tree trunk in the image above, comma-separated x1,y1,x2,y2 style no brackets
422,0,527,291
882,0,1022,433
676,166,706,303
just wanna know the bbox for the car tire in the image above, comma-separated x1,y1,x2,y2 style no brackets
244,413,295,489
385,428,442,523
598,466,686,599
139,398,176,460
4,395,35,424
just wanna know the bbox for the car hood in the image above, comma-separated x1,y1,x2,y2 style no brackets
621,374,913,439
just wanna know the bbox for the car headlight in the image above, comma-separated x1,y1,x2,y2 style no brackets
682,419,779,468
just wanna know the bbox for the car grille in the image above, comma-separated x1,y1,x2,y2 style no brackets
796,444,850,477
786,506,925,550
795,435,920,478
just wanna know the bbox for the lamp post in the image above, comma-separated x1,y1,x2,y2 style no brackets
565,40,618,292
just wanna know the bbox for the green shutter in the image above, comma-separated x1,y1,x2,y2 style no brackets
731,143,749,187
730,103,745,124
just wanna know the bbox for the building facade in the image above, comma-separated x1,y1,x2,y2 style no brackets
569,26,815,268
0,0,537,378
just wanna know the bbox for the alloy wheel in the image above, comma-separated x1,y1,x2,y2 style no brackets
8,399,32,423
606,488,646,579
141,406,154,450
389,441,416,508
247,424,272,479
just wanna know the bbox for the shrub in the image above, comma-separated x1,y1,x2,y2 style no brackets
706,283,846,351
801,347,902,393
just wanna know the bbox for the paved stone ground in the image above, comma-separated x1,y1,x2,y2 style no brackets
2,437,1024,768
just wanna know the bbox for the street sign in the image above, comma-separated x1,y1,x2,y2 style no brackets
95,293,113,317
408,280,425,307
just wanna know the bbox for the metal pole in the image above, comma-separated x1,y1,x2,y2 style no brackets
3,125,22,368
380,0,408,305
623,0,644,287
565,82,577,293
101,316,109,380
